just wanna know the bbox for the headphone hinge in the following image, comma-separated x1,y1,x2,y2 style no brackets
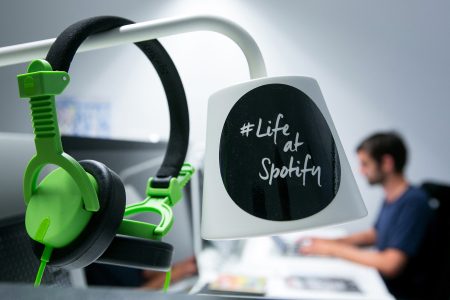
146,163,195,207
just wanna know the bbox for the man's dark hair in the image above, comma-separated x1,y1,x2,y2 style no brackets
356,131,408,173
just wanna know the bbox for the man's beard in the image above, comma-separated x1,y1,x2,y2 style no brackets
368,169,386,186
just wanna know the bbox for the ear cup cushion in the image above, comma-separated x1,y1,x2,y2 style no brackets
31,160,125,269
95,235,173,272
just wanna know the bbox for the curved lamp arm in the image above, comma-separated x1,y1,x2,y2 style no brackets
0,15,267,79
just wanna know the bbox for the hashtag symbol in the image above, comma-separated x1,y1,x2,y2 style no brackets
240,122,255,137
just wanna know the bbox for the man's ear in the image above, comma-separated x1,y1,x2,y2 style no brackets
381,154,395,173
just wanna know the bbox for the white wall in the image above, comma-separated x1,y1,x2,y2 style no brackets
1,0,449,232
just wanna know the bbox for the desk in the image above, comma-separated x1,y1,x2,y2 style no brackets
0,283,278,300
192,229,394,300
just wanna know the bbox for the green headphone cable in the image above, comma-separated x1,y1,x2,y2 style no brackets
34,245,53,287
163,269,171,292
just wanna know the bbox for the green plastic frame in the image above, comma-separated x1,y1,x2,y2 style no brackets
118,163,195,240
17,59,100,212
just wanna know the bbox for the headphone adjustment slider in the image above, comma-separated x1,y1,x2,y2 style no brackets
146,163,195,207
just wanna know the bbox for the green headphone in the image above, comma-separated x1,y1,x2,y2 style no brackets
16,16,193,286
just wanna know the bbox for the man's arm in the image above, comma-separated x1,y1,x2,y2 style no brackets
301,228,376,247
334,228,377,247
301,240,407,278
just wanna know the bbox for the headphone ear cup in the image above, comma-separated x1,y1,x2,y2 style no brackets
31,160,125,269
96,235,174,271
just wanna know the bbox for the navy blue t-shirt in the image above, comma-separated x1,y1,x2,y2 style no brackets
374,185,433,257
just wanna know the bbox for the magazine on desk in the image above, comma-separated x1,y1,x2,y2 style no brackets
286,275,362,293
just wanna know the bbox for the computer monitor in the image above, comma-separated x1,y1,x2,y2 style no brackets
0,133,35,221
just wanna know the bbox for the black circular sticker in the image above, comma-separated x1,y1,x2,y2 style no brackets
219,83,341,221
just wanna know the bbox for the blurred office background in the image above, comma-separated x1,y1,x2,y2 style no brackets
0,1,449,298
1,0,449,233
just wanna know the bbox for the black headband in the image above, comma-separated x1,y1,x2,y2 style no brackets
46,16,189,187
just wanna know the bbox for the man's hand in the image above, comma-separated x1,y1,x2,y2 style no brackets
298,238,407,278
299,238,340,256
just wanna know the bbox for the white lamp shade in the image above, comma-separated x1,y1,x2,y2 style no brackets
202,76,367,240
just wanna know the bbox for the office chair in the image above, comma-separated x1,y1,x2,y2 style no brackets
0,215,71,285
384,182,450,299
420,182,450,299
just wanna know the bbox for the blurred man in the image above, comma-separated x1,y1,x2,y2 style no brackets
300,132,434,298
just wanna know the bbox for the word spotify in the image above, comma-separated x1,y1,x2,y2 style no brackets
259,155,321,186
